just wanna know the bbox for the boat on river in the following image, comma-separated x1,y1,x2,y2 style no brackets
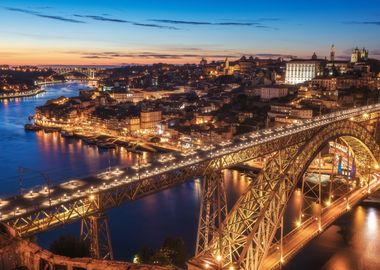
60,130,74,137
98,142,116,149
24,124,42,131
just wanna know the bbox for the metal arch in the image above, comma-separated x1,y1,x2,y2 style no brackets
340,136,377,169
239,120,380,269
196,120,380,270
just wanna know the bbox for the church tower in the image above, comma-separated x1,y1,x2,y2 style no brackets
330,44,336,62
224,57,230,69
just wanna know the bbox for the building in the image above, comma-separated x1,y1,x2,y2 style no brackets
267,104,313,126
351,47,369,63
126,117,141,134
311,78,337,91
259,86,289,100
289,108,313,119
140,110,162,130
285,59,323,84
109,90,144,104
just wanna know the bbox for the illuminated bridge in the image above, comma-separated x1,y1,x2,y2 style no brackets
2,104,380,269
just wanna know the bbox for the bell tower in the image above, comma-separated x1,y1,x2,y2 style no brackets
330,44,336,62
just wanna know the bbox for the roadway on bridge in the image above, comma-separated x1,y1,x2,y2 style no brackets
262,179,380,270
1,104,379,232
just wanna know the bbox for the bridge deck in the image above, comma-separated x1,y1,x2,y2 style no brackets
262,179,380,269
1,104,380,235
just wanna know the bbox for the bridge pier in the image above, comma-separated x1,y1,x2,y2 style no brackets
80,213,113,260
196,168,228,257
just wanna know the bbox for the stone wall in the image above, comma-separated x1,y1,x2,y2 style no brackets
0,223,169,270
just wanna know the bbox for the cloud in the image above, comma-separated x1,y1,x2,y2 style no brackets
74,14,131,23
74,14,180,29
36,14,85,23
150,19,279,30
257,18,281,22
254,53,294,58
5,7,85,23
150,19,211,25
75,51,237,60
150,19,260,26
81,55,114,59
133,22,179,30
371,50,380,56
5,7,38,15
343,21,380,26
335,55,350,60
68,50,298,61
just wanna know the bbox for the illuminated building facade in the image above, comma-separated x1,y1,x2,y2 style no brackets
285,59,322,84
140,110,162,130
351,47,368,63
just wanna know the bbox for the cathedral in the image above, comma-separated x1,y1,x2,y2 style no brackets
351,47,369,63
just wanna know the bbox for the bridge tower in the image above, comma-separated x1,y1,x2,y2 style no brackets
196,167,228,257
81,213,113,260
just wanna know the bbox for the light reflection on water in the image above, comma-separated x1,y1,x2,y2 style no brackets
285,205,380,270
1,83,380,266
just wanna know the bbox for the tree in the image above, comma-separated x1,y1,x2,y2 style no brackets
162,237,188,268
133,236,188,268
50,235,90,258
134,246,154,264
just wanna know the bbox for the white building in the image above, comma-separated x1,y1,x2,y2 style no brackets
259,87,288,100
285,60,322,85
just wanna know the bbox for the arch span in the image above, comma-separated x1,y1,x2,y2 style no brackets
196,120,380,270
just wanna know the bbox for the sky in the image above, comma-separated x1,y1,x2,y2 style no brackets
0,0,380,66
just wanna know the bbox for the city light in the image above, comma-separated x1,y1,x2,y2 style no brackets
1,48,380,270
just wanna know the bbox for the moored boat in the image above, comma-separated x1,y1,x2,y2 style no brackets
61,130,74,137
24,124,42,131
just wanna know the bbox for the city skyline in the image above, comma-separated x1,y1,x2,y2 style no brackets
1,0,380,65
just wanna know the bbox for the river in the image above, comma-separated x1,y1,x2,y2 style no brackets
0,82,379,269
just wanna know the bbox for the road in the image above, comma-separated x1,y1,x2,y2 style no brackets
262,179,380,269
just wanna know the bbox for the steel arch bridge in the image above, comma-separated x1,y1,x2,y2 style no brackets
1,104,380,267
189,119,380,270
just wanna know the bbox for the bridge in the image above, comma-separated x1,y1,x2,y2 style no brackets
1,104,380,269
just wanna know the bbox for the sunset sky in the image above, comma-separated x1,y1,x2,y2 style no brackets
1,0,380,66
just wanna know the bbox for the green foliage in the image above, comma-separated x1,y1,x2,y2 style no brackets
134,236,188,268
50,235,90,258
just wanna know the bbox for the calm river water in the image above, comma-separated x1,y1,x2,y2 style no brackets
0,83,379,269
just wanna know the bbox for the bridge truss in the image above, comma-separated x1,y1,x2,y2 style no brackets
189,120,380,270
1,105,380,265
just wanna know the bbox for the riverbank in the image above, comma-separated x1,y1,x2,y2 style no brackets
24,124,177,153
0,88,45,100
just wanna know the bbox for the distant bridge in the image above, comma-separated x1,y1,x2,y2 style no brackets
1,104,380,268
